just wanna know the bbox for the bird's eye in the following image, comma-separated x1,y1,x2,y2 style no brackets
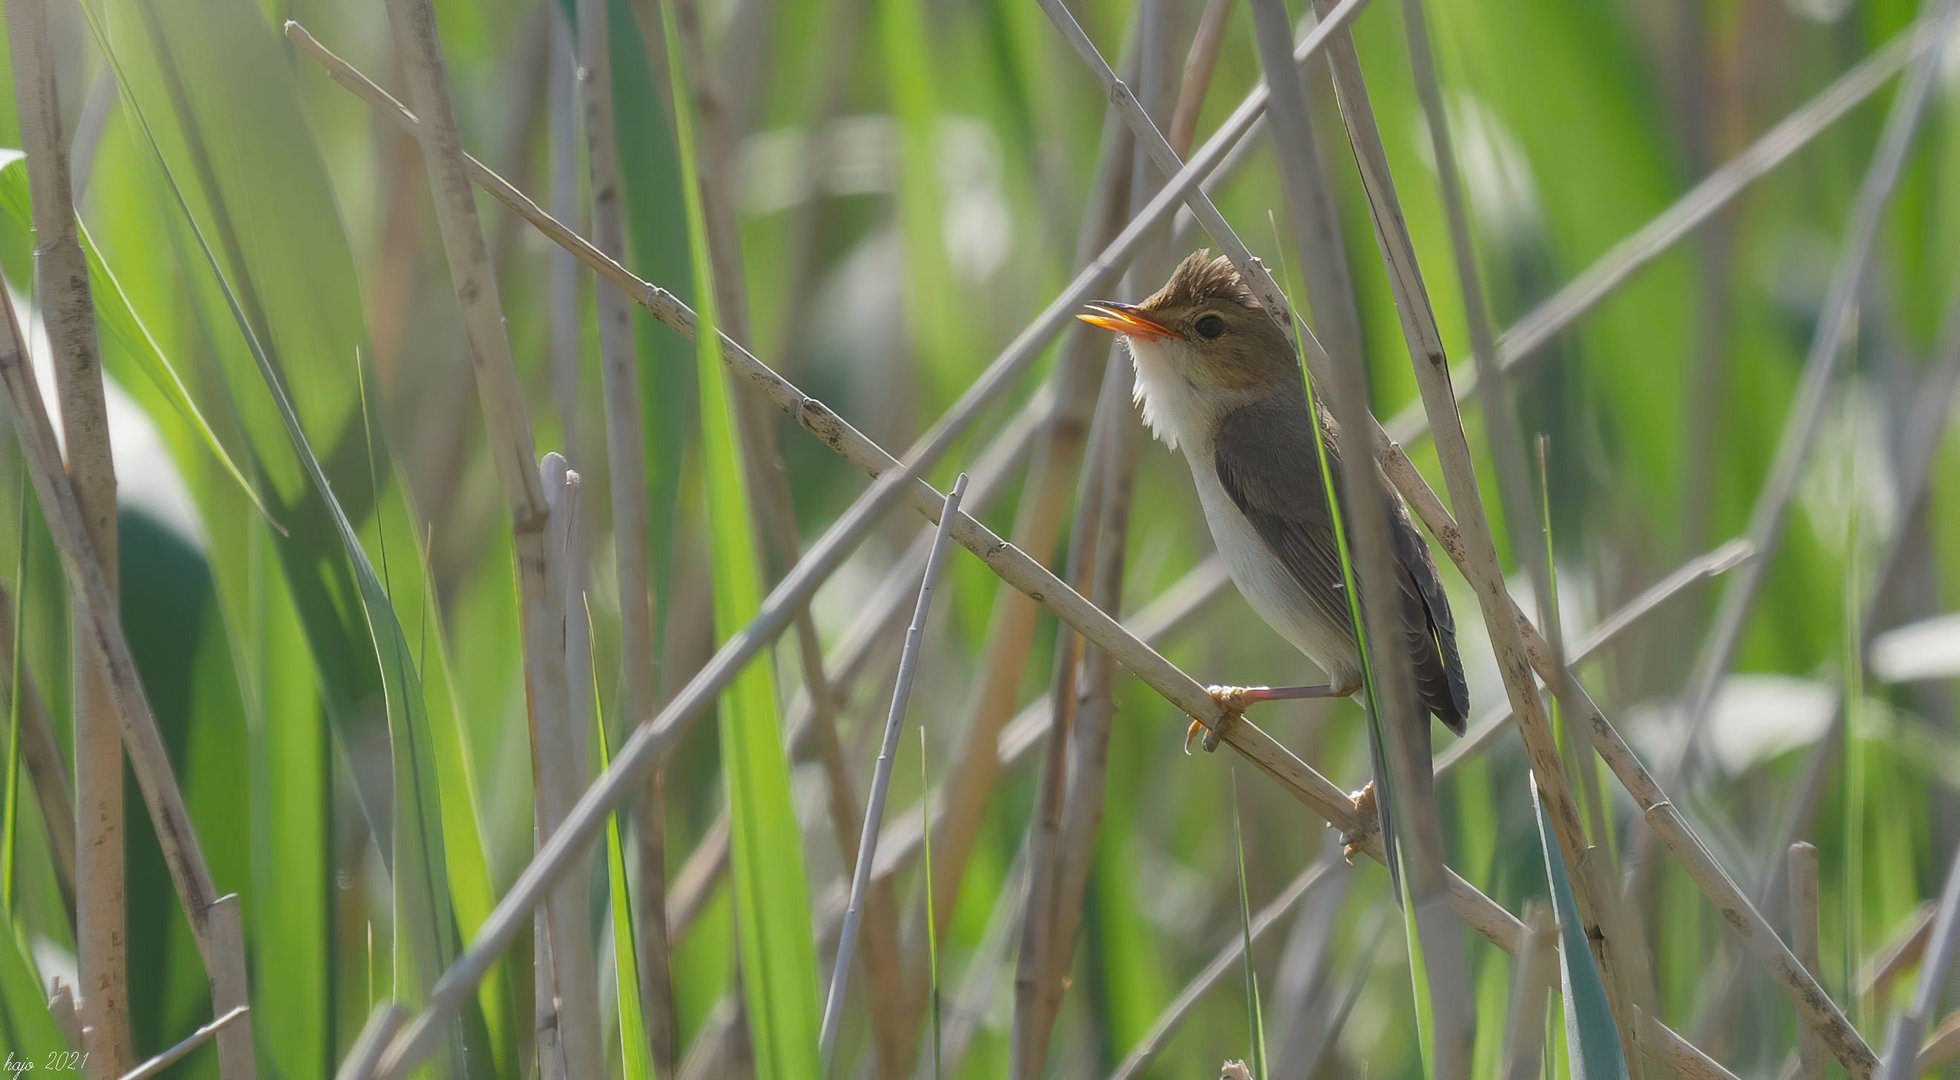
1194,313,1226,339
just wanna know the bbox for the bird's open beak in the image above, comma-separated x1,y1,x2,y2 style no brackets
1077,302,1174,341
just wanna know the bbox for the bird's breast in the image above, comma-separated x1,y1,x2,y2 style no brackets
1185,450,1361,684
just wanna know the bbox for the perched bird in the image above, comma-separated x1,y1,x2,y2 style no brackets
1077,251,1468,753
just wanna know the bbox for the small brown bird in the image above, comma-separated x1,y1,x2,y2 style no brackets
1078,251,1468,752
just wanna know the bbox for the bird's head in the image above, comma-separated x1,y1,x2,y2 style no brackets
1076,250,1297,449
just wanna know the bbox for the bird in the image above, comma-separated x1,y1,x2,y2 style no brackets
1077,250,1469,756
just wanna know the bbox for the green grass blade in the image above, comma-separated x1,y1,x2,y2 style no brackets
590,602,655,1080
1230,774,1269,1080
657,0,823,1073
1531,451,1626,1080
1531,782,1625,1080
0,917,64,1058
921,725,942,1079
2,470,23,916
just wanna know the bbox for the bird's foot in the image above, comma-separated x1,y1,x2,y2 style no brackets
1186,685,1252,755
1340,780,1378,864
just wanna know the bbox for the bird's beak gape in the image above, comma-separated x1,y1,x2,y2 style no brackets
1077,302,1174,341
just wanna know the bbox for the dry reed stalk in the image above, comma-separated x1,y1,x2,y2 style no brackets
0,580,75,914
118,1005,251,1080
570,1,675,1067
820,476,966,1061
1863,903,1939,1003
1644,802,1876,1073
376,0,602,1069
871,557,1229,887
1876,847,1960,1080
4,0,130,1068
1244,0,1475,1068
534,456,600,1078
1500,905,1558,1080
1367,425,1881,1074
1295,6,1640,1063
334,1006,409,1080
1918,1012,1960,1072
48,979,80,1050
1396,0,1652,1054
1789,842,1826,1079
0,278,257,1078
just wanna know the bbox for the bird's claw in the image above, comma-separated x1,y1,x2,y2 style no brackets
1186,685,1250,755
1340,780,1378,863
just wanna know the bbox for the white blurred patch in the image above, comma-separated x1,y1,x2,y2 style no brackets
1786,0,1853,25
1627,675,1836,776
1412,95,1542,245
738,115,1012,280
1944,17,1960,93
1870,612,1960,683
30,936,74,1002
9,288,203,551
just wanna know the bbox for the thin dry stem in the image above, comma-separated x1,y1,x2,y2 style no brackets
1500,905,1557,1080
0,580,76,914
6,0,130,1068
334,1005,409,1080
0,276,256,1077
1790,842,1826,1079
1876,846,1960,1080
1863,903,1939,1003
1918,1012,1960,1073
1644,802,1876,1074
570,1,674,1066
533,456,602,1078
118,1005,251,1080
1396,0,1650,1056
820,476,966,1061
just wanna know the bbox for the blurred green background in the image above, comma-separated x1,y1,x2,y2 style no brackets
1,0,1957,1075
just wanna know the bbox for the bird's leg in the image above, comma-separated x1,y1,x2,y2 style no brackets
1186,679,1360,754
1341,780,1377,863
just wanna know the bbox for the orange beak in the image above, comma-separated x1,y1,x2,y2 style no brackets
1076,302,1174,341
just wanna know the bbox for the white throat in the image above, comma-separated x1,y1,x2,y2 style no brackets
1124,336,1217,454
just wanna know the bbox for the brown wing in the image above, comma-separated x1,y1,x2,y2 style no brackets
1211,394,1469,733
